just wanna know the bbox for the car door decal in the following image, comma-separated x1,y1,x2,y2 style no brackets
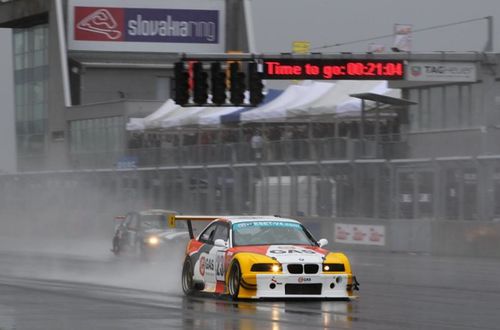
215,251,225,281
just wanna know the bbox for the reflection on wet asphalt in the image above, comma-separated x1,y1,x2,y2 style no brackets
0,247,499,330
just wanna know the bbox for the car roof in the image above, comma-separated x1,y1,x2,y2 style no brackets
138,209,177,216
214,216,301,224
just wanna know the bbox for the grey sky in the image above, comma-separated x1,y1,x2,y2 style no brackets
250,0,500,53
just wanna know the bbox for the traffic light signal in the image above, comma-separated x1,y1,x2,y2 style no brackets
174,62,190,106
230,62,245,105
248,62,264,106
193,62,209,105
211,62,226,105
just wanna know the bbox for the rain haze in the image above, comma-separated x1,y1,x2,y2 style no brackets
0,1,500,329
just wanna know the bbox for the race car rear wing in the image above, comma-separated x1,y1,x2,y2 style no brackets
168,215,221,239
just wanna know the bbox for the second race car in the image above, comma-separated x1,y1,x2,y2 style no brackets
111,209,188,258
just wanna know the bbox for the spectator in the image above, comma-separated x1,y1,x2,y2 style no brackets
281,128,293,160
128,132,143,149
161,135,173,149
200,132,212,145
250,130,264,161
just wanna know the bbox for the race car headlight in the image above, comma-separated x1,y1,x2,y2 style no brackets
147,236,160,246
322,263,345,272
251,263,282,272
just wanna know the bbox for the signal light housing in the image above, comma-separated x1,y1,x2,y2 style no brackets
174,62,190,106
211,62,227,105
174,60,266,107
248,62,264,106
192,62,209,105
230,62,245,105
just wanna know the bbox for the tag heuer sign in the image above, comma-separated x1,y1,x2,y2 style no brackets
406,61,477,82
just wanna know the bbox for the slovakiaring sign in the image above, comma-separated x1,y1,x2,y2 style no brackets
406,61,477,82
67,0,225,53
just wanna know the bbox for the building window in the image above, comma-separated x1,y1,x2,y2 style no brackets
69,117,125,154
409,83,478,132
13,24,49,156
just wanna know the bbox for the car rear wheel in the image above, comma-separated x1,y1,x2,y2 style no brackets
228,261,241,300
182,257,195,295
112,236,120,255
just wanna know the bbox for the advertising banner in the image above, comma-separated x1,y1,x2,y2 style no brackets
68,0,225,53
292,41,310,54
393,24,412,52
406,61,477,82
368,43,385,53
334,223,386,246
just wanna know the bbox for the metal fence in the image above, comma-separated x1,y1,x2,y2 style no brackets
4,156,500,222
68,135,407,169
4,156,500,258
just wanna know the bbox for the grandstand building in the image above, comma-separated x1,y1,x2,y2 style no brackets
1,0,500,256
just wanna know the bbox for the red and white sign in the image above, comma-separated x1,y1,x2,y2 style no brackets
75,7,124,41
334,224,386,246
67,0,225,53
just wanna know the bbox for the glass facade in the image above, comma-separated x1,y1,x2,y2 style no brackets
13,25,49,156
69,117,125,154
409,83,479,132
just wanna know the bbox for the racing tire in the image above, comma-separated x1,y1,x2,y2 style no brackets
228,261,241,300
139,244,150,262
182,257,195,296
112,236,121,256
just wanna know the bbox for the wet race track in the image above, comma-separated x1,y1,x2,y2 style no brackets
0,240,500,330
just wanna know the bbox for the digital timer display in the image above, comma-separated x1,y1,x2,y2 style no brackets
263,59,405,80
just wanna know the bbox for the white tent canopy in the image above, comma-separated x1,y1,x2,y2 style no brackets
159,106,207,128
126,101,243,130
126,80,402,130
126,99,181,131
240,81,335,123
197,106,243,126
162,91,250,127
126,118,146,131
144,99,182,129
287,80,400,119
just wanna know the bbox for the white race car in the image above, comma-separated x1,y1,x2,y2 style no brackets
178,215,359,299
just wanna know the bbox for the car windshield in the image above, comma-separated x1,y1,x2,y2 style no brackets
232,221,316,246
140,215,167,230
139,215,188,230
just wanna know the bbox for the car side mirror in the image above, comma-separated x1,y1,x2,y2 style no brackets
214,239,228,248
318,238,328,247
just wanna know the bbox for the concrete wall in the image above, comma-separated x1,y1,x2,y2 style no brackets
0,0,47,24
430,220,500,258
300,217,500,258
66,100,163,121
408,129,484,158
0,28,16,173
80,68,172,104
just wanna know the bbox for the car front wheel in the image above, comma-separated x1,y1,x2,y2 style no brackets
181,257,195,295
228,261,241,300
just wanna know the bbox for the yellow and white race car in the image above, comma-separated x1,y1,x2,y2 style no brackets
176,215,359,299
